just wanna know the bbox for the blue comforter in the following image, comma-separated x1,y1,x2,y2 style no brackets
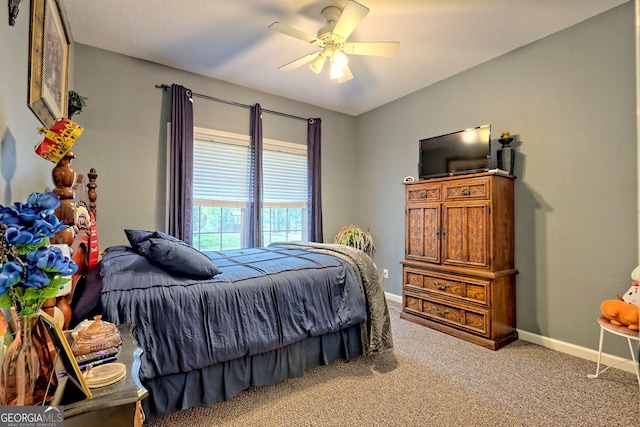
99,244,370,381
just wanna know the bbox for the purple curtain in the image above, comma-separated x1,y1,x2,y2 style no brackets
245,104,263,248
168,84,194,243
307,118,323,242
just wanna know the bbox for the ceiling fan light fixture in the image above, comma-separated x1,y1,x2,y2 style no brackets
309,53,325,74
330,61,344,80
329,49,348,80
332,50,348,68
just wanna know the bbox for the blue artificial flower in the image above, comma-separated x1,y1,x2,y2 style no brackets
0,262,23,294
0,206,21,226
11,202,44,225
27,192,61,211
33,213,67,237
22,266,51,290
28,246,78,276
5,227,38,246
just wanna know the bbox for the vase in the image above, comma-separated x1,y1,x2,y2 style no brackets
0,313,57,406
497,134,515,176
68,100,83,119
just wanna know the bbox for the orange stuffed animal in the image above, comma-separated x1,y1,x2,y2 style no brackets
601,299,639,331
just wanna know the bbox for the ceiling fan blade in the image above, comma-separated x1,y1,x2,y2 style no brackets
337,65,354,83
332,0,369,41
343,42,400,57
279,52,320,72
268,22,323,46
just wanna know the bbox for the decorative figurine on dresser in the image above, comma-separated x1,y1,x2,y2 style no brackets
402,130,517,350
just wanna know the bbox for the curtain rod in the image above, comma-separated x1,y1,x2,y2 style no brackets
155,84,309,122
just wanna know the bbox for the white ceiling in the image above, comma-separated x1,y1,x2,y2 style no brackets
60,0,628,116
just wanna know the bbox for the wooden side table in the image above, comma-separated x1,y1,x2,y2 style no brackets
55,324,148,427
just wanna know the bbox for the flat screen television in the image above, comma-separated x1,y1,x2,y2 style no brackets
418,125,491,179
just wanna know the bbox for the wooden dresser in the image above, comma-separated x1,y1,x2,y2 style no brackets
400,171,518,350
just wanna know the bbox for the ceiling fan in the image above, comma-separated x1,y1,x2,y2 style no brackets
268,0,399,83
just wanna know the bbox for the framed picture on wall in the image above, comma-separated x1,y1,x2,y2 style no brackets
28,0,70,128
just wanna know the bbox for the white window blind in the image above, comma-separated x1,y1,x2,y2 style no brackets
263,146,307,204
193,132,250,203
193,128,307,206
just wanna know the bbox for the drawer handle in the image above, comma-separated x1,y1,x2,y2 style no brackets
433,281,450,291
418,190,426,199
460,187,470,196
432,306,449,317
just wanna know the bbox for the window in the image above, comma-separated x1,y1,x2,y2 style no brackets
192,128,307,251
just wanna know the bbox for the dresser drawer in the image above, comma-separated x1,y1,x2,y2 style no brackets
406,183,441,204
443,178,490,201
404,293,490,337
403,268,489,306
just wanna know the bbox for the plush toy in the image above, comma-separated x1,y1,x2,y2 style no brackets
600,266,640,330
601,300,639,330
619,282,639,305
621,266,640,304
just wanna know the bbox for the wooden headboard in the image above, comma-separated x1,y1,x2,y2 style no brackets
43,150,98,329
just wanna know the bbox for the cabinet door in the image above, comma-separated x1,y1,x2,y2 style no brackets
406,204,440,263
442,202,489,268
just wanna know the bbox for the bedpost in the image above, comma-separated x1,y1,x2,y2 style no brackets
51,150,77,246
87,167,98,219
47,152,99,329
45,150,78,328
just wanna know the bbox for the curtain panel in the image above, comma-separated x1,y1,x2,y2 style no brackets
245,104,264,248
168,84,194,243
308,118,323,242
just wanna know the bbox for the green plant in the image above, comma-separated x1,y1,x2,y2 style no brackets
334,225,375,257
68,90,88,113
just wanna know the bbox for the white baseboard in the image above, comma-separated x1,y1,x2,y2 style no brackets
517,329,639,375
385,292,638,376
385,292,402,303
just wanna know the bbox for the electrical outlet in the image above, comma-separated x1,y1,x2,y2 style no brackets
383,269,389,279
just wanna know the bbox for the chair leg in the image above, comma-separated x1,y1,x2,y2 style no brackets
588,326,606,379
625,337,640,386
588,324,640,386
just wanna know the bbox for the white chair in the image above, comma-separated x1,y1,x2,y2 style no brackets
588,315,640,386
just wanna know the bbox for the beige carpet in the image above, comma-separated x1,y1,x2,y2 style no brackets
147,301,639,427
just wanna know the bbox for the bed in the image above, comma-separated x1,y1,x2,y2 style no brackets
65,178,393,421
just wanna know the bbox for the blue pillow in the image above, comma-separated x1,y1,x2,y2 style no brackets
125,229,182,253
149,231,183,243
140,237,221,279
124,229,153,251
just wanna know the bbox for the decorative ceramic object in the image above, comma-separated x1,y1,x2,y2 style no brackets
84,362,126,388
71,315,122,356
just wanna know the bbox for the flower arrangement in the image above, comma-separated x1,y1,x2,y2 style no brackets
0,192,78,316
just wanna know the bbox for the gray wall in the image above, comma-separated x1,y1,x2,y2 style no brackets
70,45,359,250
0,3,55,205
357,3,636,351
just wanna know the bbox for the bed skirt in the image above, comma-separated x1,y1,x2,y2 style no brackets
142,324,364,421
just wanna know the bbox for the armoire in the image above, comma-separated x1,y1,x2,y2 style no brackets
400,171,517,350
